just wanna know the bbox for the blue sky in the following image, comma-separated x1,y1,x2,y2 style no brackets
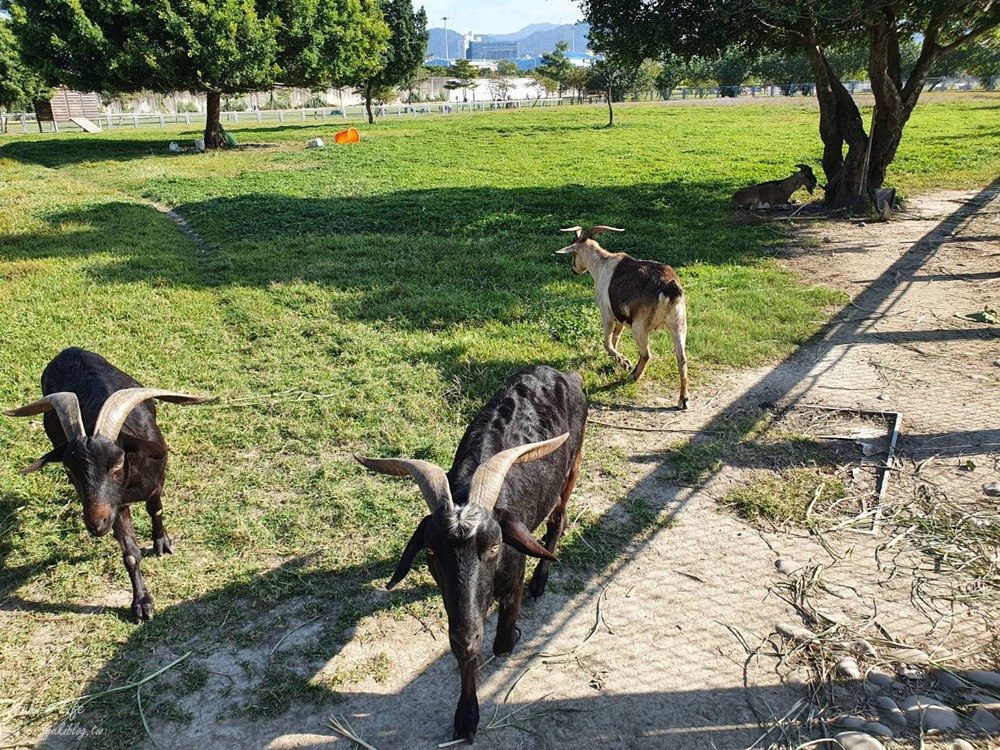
419,0,585,35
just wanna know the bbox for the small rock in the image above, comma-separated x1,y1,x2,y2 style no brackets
867,671,895,689
776,622,816,642
949,741,974,750
897,664,923,680
775,558,799,575
864,722,893,738
983,482,1000,497
994,359,1000,367
833,731,883,750
875,696,899,711
784,667,811,688
837,656,863,681
858,221,867,227
851,639,878,659
900,695,961,731
307,137,324,148
823,236,833,243
970,706,1000,732
835,714,867,729
876,697,907,730
967,692,1000,712
879,708,907,731
893,647,929,664
966,670,1000,688
931,667,965,690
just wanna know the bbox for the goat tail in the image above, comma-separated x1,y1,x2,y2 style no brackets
662,279,683,301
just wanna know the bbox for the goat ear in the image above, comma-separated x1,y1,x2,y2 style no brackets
20,445,66,474
498,513,558,562
119,432,167,460
387,516,431,590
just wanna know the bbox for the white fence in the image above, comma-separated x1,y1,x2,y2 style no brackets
1,98,568,134
2,75,995,135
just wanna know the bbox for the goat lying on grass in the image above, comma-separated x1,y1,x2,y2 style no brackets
356,365,588,743
732,164,818,210
555,225,689,409
6,347,211,622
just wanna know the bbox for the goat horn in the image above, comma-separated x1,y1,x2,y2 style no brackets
94,388,213,440
560,226,583,239
5,392,86,441
354,455,454,513
467,433,570,513
582,226,625,240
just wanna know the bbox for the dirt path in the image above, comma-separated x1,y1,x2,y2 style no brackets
311,185,997,750
48,186,997,750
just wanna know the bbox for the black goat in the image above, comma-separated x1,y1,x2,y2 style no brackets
5,347,211,622
356,365,588,743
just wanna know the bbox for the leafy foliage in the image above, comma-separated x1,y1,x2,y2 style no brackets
0,16,48,118
534,40,574,96
582,0,1000,205
352,0,428,122
8,0,390,142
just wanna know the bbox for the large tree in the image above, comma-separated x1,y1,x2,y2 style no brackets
0,16,48,131
8,0,390,147
583,0,1000,207
353,0,428,124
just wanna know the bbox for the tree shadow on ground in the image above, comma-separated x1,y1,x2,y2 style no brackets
0,181,766,337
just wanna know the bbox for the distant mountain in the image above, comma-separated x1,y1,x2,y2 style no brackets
425,21,591,61
515,22,590,57
483,23,561,43
426,28,466,60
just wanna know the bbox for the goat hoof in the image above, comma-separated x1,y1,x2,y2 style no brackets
678,396,689,410
493,626,521,656
453,700,479,744
617,358,633,371
153,534,173,556
131,593,154,623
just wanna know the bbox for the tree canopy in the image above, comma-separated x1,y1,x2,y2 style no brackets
0,15,48,126
583,0,1000,207
352,0,428,123
8,0,390,145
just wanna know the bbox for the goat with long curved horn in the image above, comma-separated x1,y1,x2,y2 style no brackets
5,348,211,622
356,366,588,743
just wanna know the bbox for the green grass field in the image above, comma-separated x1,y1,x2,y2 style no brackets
1,98,997,746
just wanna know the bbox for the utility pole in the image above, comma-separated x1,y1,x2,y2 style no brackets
442,16,449,61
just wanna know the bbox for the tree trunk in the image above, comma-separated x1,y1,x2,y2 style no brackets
204,92,223,149
800,28,869,208
365,84,374,125
606,86,614,127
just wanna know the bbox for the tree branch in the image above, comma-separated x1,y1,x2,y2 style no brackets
938,20,1000,55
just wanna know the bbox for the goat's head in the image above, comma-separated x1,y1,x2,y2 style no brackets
356,433,568,660
6,389,211,536
794,164,818,194
554,225,625,274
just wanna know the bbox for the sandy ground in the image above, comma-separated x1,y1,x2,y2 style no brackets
36,184,1000,750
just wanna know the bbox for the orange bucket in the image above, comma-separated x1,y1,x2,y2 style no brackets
334,127,360,144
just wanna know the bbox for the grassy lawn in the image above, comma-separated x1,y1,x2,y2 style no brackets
0,98,997,747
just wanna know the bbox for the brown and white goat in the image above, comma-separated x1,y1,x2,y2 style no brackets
555,226,689,409
732,164,818,210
